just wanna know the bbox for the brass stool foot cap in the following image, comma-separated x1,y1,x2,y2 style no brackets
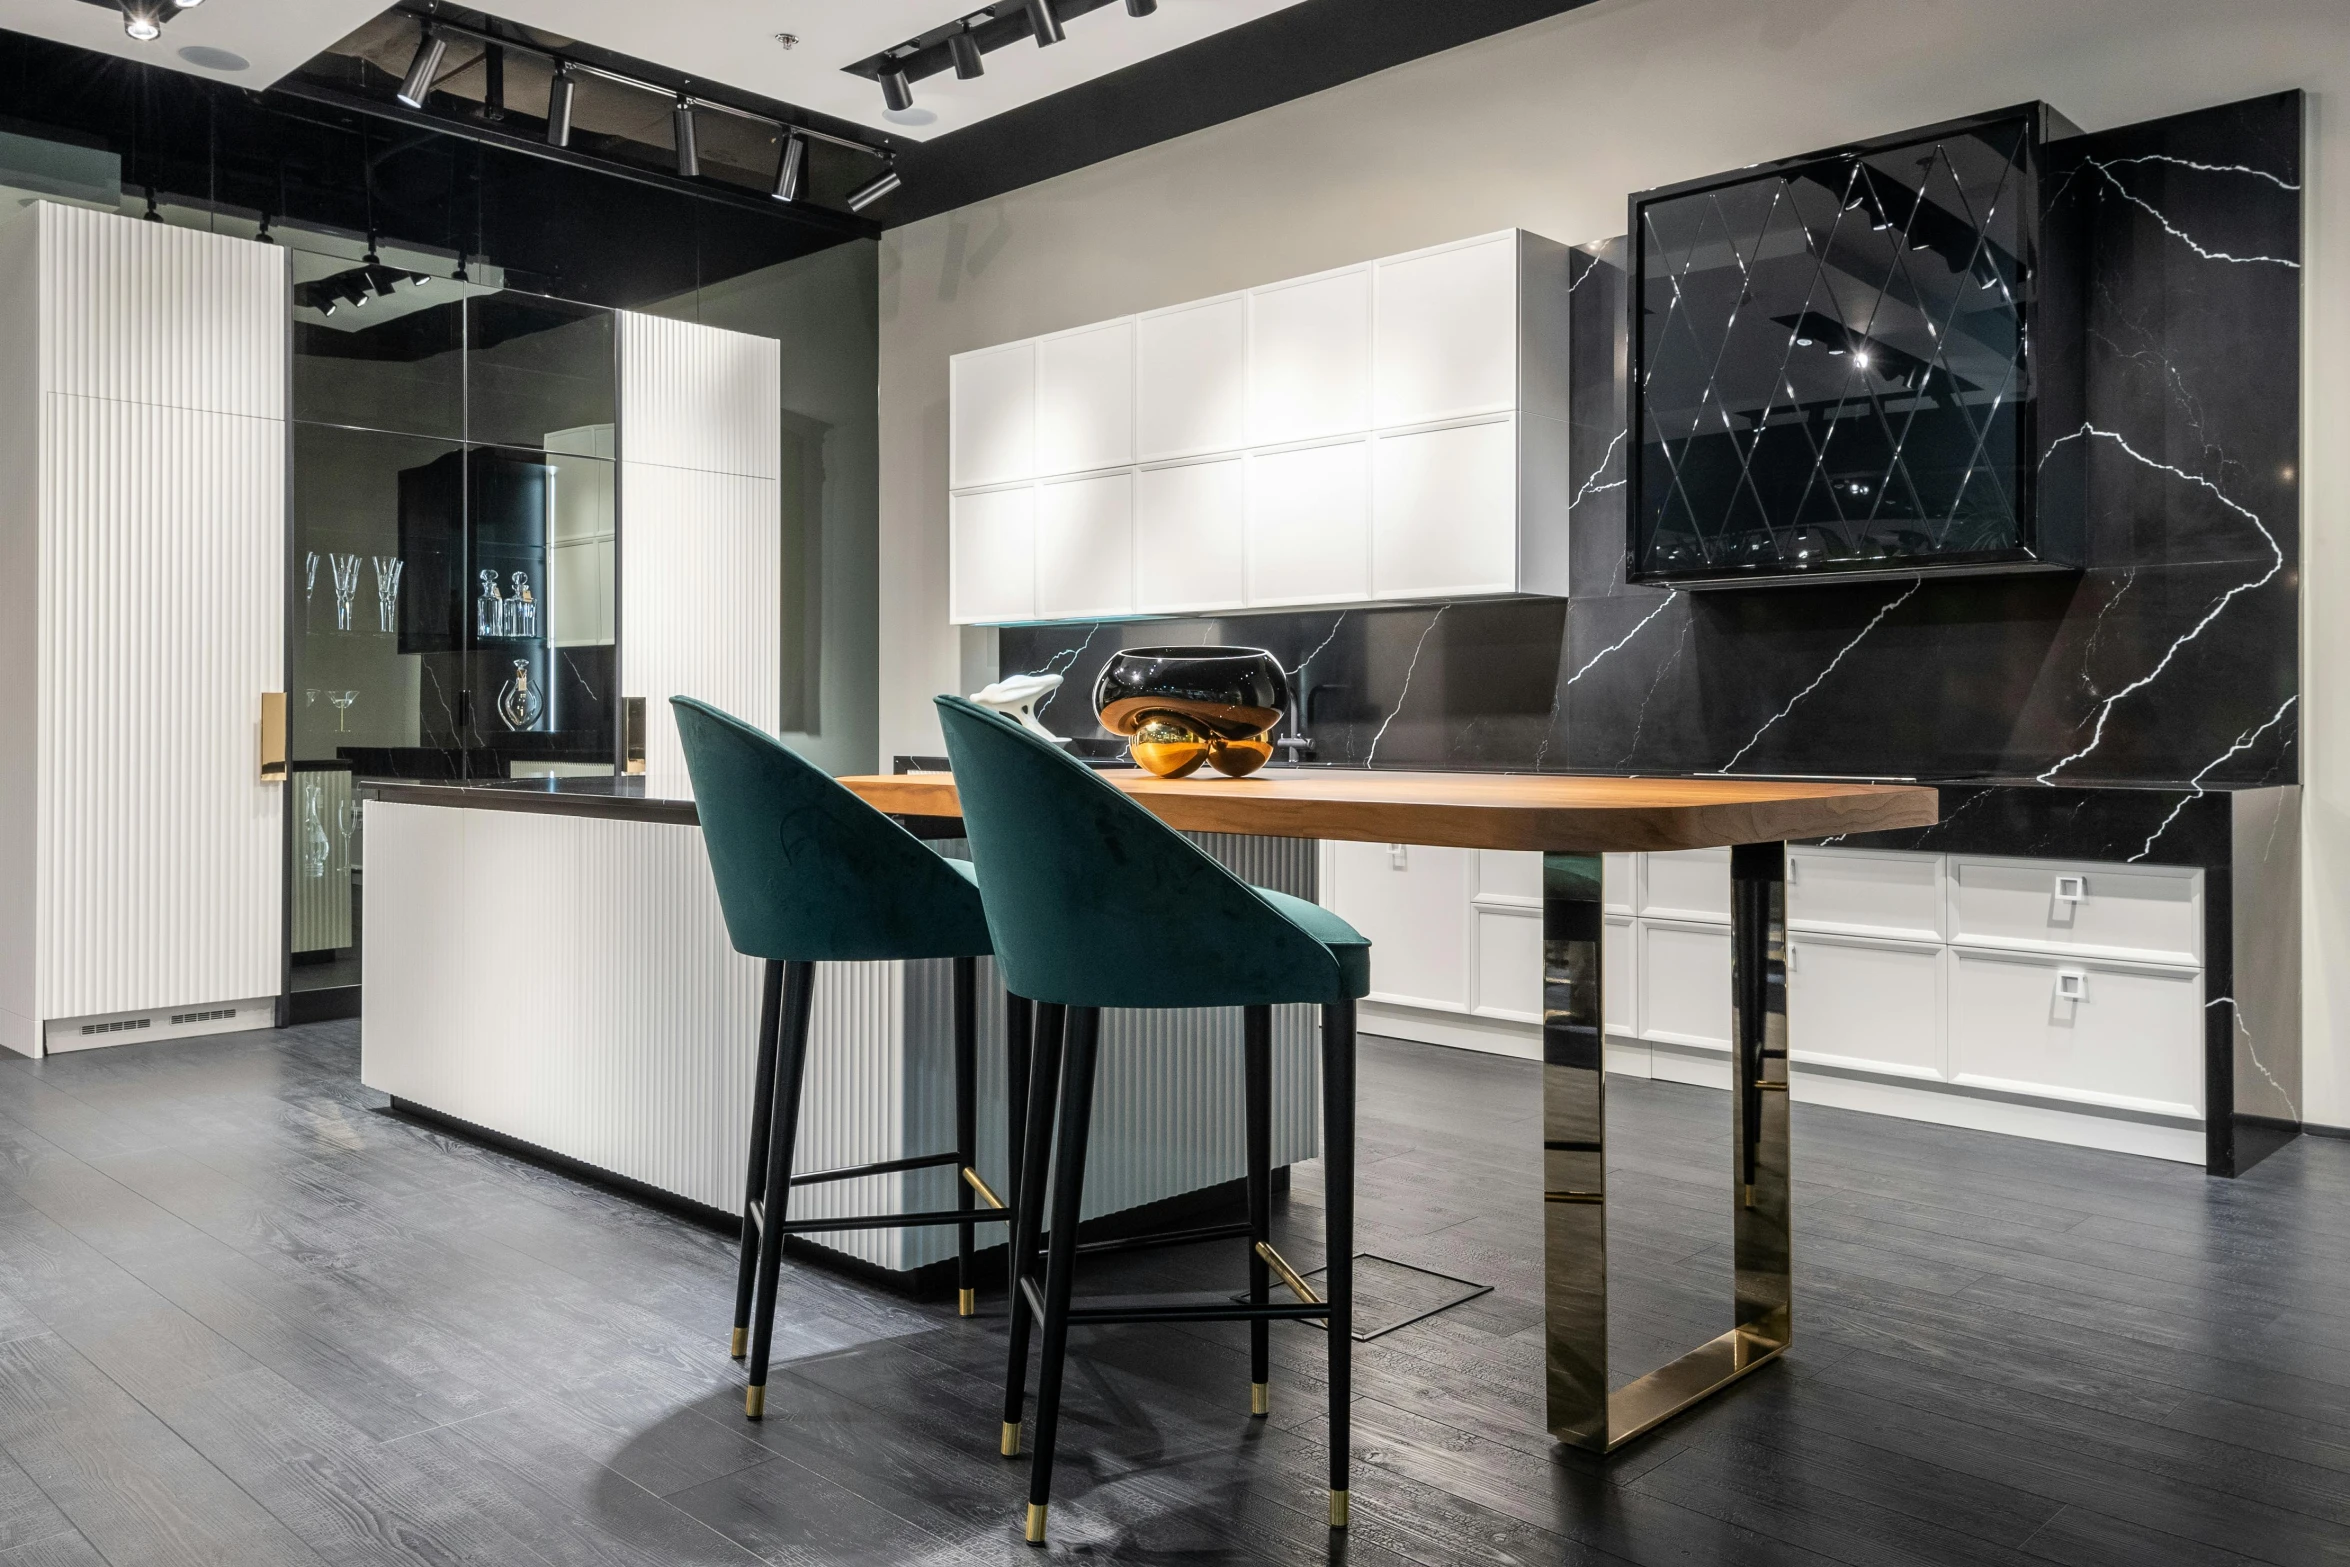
744,1385,765,1420
1000,1421,1022,1457
959,1288,976,1318
1250,1382,1269,1417
728,1327,747,1358
1329,1490,1349,1529
1024,1502,1048,1544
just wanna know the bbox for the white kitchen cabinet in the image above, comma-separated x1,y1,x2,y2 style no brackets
1035,319,1135,477
1326,840,1470,1011
1374,232,1521,426
1134,458,1246,613
948,340,1034,490
947,228,1573,624
1372,417,1519,598
1137,294,1249,461
1034,471,1135,619
1786,932,1945,1079
1249,265,1371,447
1246,439,1368,606
1949,947,2203,1117
1327,840,2213,1163
1948,857,2200,966
949,486,1035,624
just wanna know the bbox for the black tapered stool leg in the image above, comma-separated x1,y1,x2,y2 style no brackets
745,960,816,1419
1001,1001,1065,1457
953,956,980,1317
1244,1004,1273,1417
731,961,786,1358
1005,992,1033,1216
1322,998,1356,1528
1024,1004,1100,1546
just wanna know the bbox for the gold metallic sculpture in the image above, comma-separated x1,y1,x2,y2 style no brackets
1091,646,1288,778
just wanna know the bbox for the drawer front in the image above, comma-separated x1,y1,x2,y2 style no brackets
1786,934,1943,1079
1476,848,1543,905
1474,905,1543,1022
1950,857,2201,965
1789,848,1942,941
1604,913,1636,1037
1603,852,1636,915
1640,847,1731,924
1328,839,1470,1010
1948,949,2203,1117
1639,920,1730,1049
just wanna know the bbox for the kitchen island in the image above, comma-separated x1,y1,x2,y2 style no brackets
359,774,1323,1277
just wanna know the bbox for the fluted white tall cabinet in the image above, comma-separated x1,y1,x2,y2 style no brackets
0,203,287,1057
616,312,782,781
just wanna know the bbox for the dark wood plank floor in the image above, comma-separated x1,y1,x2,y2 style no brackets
0,1022,2340,1566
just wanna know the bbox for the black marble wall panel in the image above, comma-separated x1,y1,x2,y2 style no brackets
1000,92,2301,791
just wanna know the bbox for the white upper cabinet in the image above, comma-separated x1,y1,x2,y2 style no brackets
1035,320,1134,476
1137,295,1248,461
1035,471,1136,620
1249,265,1371,447
950,486,1036,624
947,229,1572,624
949,341,1035,490
1374,233,1519,427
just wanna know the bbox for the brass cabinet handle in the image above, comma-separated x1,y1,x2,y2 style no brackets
259,693,287,782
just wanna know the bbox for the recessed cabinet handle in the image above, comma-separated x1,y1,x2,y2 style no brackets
259,692,287,782
1786,943,1799,973
2054,874,2086,903
2056,969,2088,1003
1389,843,1408,870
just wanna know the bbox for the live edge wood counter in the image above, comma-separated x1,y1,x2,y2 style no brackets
843,764,1940,1455
836,768,1940,854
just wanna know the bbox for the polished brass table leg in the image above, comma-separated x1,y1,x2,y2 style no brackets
1542,843,1792,1453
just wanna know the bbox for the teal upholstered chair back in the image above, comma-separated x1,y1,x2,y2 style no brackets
672,697,992,963
933,695,1353,1009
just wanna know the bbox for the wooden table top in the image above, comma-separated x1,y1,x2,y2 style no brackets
838,768,1939,854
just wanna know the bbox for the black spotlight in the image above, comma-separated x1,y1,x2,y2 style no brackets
880,67,913,113
546,64,575,147
948,28,984,79
673,99,699,177
1031,0,1065,46
771,133,806,203
846,166,901,212
1126,0,1157,12
395,27,447,108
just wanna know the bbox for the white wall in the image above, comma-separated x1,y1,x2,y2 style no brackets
877,0,2350,1124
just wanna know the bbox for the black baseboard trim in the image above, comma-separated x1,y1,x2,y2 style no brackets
285,985,362,1025
382,1095,1286,1301
2303,1121,2350,1140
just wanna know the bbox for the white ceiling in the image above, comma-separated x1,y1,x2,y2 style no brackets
0,0,386,83
0,0,1314,141
477,0,1314,141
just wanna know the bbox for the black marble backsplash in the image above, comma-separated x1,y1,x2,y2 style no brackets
999,92,2300,792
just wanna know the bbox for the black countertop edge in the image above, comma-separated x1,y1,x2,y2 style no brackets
363,778,703,826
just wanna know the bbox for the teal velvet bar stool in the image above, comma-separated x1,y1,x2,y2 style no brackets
672,697,1032,1420
933,694,1369,1545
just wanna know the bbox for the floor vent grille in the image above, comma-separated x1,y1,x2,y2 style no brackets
80,1017,152,1036
170,1008,238,1026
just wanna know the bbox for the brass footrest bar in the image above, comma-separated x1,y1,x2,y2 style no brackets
1017,1276,1329,1326
771,1207,1012,1235
792,1150,962,1187
961,1166,1006,1209
1255,1242,1321,1305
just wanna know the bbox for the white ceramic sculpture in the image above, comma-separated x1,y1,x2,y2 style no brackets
969,672,1071,742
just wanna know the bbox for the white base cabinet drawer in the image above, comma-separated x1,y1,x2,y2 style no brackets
1949,857,2200,966
1329,840,1470,1011
1789,847,1943,942
1786,933,1944,1079
1948,948,2203,1117
1639,921,1731,1049
1640,847,1732,924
